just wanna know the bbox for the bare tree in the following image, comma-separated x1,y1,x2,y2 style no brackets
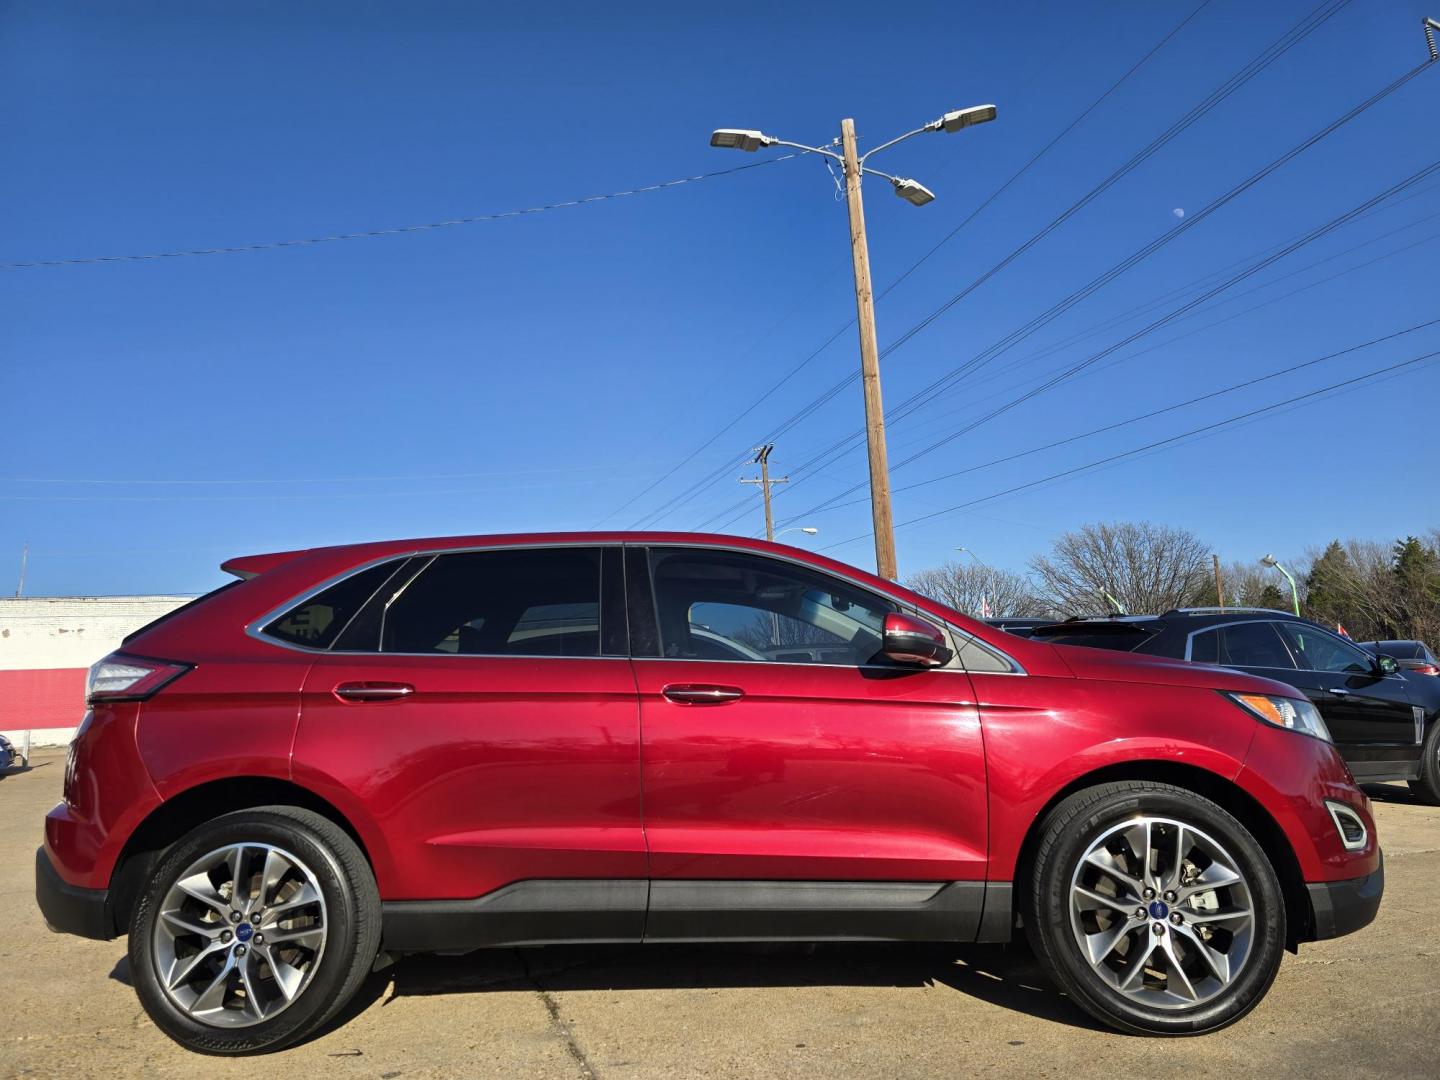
1029,521,1211,615
905,560,1046,618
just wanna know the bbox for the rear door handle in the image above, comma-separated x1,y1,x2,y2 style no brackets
333,681,415,703
662,684,745,705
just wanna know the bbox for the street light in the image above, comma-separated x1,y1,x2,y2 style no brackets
710,102,997,582
1260,553,1301,616
776,526,819,540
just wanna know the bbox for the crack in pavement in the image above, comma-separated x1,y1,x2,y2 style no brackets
519,951,600,1080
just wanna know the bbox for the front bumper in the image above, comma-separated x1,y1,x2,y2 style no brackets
35,847,114,941
1306,852,1384,941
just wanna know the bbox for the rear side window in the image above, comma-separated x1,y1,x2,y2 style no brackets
1194,623,1296,668
263,561,404,649
379,548,602,657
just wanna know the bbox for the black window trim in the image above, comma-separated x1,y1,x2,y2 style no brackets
247,542,621,661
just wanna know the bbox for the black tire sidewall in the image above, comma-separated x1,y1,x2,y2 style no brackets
1408,721,1440,804
1030,784,1285,1036
129,809,369,1055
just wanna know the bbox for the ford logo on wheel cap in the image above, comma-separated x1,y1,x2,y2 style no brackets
1148,899,1169,920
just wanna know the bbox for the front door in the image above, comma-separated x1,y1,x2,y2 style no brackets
1272,621,1419,749
290,546,646,928
629,545,988,940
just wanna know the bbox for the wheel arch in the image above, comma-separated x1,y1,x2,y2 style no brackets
107,776,377,937
1010,760,1312,950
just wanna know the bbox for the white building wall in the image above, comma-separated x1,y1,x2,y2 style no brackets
0,595,194,748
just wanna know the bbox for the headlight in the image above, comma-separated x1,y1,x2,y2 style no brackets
1225,692,1332,742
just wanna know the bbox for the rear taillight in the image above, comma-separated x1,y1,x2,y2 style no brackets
1413,663,1439,676
86,652,191,703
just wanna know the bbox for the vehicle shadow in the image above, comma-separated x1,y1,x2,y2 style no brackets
1362,782,1418,805
311,940,1105,1043
0,761,47,782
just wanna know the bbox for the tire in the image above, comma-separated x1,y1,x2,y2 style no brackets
1408,721,1440,805
129,806,380,1055
1025,781,1285,1036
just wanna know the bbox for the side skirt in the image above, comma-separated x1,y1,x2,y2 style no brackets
381,879,1012,954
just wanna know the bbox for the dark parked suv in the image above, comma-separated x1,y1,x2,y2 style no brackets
1032,608,1440,803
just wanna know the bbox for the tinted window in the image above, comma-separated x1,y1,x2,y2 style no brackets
649,548,895,666
1210,622,1295,669
1277,623,1373,674
264,561,404,649
1035,627,1154,652
1189,628,1219,664
380,548,602,657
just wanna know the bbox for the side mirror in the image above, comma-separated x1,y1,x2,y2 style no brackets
882,612,953,667
1375,654,1399,676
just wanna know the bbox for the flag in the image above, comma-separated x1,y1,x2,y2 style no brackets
980,596,993,619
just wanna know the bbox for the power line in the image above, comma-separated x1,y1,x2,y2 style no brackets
639,0,1354,531
819,347,1440,553
610,0,1220,531
759,61,1437,527
0,155,797,271
793,316,1440,519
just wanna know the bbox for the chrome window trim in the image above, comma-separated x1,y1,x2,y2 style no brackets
245,542,615,658
244,538,1026,675
639,540,1025,677
1183,618,1405,679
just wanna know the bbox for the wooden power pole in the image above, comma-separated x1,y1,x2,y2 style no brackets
1213,554,1226,610
741,444,788,541
840,118,898,581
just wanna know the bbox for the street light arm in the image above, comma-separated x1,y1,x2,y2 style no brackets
859,125,932,165
770,138,843,162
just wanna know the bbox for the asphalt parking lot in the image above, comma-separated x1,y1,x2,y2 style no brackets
3,750,1438,1079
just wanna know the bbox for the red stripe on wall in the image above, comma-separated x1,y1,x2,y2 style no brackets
0,668,86,728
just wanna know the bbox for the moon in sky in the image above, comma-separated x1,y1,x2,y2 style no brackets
1172,207,1185,218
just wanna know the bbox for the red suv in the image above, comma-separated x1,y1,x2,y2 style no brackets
37,533,1381,1053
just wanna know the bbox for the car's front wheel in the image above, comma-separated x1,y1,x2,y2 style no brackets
129,806,380,1055
1026,781,1285,1035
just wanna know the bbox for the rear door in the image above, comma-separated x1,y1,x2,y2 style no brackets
289,545,646,925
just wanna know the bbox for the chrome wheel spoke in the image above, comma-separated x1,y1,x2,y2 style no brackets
152,841,328,1029
1070,815,1253,1011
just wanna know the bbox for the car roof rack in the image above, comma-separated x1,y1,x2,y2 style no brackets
1162,606,1298,618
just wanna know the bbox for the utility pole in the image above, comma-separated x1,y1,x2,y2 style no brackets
15,541,28,598
840,118,897,581
740,444,788,541
709,103,995,582
1213,554,1225,610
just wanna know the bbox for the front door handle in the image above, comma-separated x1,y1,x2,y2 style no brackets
333,681,415,703
1327,687,1350,697
662,684,745,705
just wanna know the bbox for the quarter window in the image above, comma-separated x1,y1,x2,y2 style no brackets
376,548,603,657
648,548,896,666
263,561,405,649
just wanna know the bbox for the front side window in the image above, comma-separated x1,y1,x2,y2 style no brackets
648,547,896,666
376,548,603,657
1277,623,1373,674
263,560,405,649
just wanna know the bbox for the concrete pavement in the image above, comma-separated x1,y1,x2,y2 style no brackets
3,749,1437,1079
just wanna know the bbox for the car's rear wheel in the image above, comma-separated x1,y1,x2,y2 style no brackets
130,806,379,1055
1026,781,1285,1035
1407,721,1440,805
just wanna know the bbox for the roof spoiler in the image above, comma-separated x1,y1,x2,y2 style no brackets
221,548,310,580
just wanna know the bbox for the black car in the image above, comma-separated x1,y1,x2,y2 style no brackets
1030,608,1440,804
983,617,1056,638
1360,639,1439,677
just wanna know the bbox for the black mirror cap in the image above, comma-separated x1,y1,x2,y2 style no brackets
882,612,954,667
1376,654,1400,676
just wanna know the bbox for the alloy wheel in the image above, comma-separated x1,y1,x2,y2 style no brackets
151,842,328,1028
1069,816,1254,1010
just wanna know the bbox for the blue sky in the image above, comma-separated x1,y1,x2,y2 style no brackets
3,0,1438,597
